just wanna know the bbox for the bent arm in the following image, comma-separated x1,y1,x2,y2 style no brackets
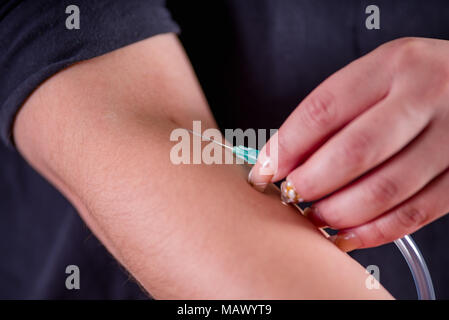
13,33,392,299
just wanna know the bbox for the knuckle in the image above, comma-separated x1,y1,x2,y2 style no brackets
395,206,429,230
365,176,399,204
387,38,449,103
338,132,371,167
391,37,428,69
301,90,336,131
389,37,421,49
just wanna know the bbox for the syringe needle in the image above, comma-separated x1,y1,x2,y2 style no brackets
186,128,234,151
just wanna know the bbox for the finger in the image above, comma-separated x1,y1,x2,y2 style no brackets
310,118,449,228
248,46,394,189
329,167,449,252
287,92,433,201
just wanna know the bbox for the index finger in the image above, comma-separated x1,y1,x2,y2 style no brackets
250,45,394,187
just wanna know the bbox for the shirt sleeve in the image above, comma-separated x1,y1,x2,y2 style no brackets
0,0,180,148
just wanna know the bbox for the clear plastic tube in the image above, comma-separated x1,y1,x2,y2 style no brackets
287,189,436,299
290,203,435,299
394,235,435,300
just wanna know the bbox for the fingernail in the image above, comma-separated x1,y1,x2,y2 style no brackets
248,167,267,192
303,206,327,228
280,179,303,204
248,156,274,192
248,166,268,192
329,232,362,252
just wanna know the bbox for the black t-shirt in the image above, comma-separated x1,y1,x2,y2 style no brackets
1,0,449,299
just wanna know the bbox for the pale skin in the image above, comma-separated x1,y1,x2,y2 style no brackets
250,37,449,253
13,33,392,299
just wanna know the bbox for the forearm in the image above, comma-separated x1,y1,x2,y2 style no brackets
13,34,392,299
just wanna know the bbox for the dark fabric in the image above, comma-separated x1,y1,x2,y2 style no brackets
1,0,449,299
0,0,179,147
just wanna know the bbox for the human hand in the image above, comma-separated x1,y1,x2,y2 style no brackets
249,37,449,252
